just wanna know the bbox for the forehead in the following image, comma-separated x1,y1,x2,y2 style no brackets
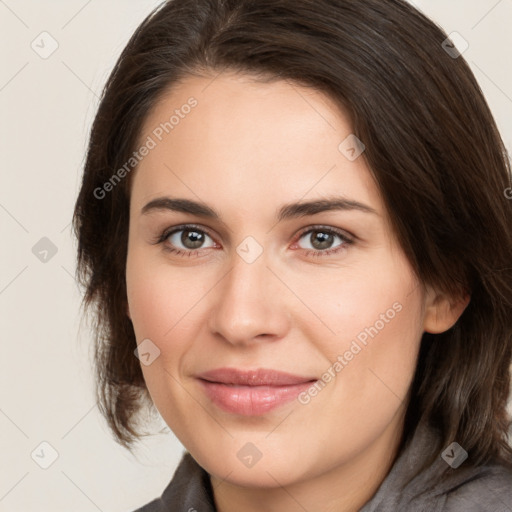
130,72,382,218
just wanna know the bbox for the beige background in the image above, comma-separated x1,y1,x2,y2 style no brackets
1,0,511,510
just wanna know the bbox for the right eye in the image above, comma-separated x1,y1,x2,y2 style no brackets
156,224,218,257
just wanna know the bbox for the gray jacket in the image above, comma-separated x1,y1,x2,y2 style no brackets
131,422,512,511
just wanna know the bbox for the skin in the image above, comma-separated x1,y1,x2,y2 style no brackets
125,72,469,512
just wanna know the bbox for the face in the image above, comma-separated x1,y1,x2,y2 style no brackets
125,72,459,489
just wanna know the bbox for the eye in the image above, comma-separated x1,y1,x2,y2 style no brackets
156,224,217,256
294,226,354,257
154,223,354,259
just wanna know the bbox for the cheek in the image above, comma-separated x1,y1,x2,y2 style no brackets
293,256,419,348
126,242,168,337
125,251,196,401
125,248,211,353
360,293,424,390
126,263,173,342
291,250,424,403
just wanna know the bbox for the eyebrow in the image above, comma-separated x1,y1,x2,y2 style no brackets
141,196,378,221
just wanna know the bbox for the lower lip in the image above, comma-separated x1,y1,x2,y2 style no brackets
197,379,316,416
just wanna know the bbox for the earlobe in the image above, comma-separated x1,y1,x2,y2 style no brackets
423,288,470,334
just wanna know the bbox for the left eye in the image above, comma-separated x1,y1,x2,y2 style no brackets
295,228,351,252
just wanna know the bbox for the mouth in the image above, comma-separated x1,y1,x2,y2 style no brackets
195,367,318,416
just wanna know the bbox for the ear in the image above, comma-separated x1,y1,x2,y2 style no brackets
423,286,470,334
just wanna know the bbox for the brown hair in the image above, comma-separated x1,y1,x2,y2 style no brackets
72,0,512,487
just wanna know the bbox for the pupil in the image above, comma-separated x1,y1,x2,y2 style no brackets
312,231,332,249
182,230,204,249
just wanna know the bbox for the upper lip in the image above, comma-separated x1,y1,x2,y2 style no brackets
196,367,317,386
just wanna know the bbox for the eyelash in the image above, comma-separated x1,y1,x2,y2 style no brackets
152,223,354,258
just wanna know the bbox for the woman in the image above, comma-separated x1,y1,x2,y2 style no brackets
72,0,512,510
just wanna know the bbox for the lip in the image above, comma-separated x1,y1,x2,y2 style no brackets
196,368,318,416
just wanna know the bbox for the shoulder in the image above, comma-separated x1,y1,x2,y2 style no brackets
360,421,512,512
441,463,512,512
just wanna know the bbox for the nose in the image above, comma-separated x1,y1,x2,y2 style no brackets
207,249,291,347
